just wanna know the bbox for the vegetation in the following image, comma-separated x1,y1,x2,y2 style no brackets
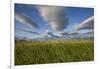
15,39,94,65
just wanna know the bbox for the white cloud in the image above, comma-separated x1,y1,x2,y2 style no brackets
36,5,68,31
76,16,94,31
15,12,38,29
17,28,39,35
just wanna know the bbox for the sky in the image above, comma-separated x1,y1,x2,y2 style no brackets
15,4,94,39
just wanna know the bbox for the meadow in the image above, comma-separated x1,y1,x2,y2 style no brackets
15,39,94,65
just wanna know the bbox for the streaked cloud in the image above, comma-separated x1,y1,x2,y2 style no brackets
76,16,94,31
15,12,38,29
17,28,39,35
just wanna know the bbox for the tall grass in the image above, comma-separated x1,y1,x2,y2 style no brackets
15,39,94,65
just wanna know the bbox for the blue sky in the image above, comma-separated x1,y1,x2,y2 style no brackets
15,4,94,39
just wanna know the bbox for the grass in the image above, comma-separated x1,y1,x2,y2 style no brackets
15,39,94,65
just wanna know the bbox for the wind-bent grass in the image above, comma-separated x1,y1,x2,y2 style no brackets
15,39,94,65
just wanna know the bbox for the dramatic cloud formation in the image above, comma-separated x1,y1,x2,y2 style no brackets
36,5,68,31
15,12,38,29
76,16,94,31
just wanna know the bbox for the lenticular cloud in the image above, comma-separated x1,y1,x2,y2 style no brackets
15,12,38,29
76,16,94,31
36,5,68,31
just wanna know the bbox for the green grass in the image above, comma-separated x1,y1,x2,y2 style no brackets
15,39,94,65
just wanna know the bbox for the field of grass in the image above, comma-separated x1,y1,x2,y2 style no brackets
15,39,94,65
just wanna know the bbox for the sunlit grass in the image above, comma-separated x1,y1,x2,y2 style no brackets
15,39,94,65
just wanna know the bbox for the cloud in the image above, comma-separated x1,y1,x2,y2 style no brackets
36,5,68,31
48,32,59,38
44,30,59,38
15,12,38,29
17,28,39,35
82,31,94,35
59,31,69,37
69,32,79,35
25,30,39,35
76,16,94,31
80,31,94,39
17,28,59,38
